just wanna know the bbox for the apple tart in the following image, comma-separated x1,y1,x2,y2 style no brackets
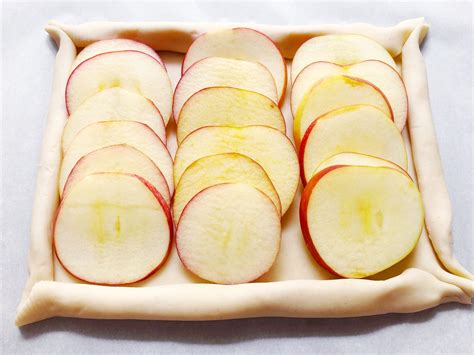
15,18,473,326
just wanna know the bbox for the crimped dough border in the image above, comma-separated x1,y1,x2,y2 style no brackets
16,18,473,326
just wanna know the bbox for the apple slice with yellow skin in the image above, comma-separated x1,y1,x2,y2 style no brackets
176,183,281,284
177,87,285,145
293,75,392,146
173,57,278,121
62,144,171,206
59,121,173,195
291,34,396,82
73,39,163,68
300,105,406,185
174,125,299,215
312,152,407,181
66,51,173,124
173,153,281,224
54,173,173,285
300,165,424,278
182,28,287,103
291,60,407,130
62,88,166,152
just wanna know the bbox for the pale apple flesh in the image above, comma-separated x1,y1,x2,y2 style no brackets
62,144,171,207
173,57,278,121
300,105,407,184
312,152,407,181
294,75,393,146
176,183,281,284
66,50,173,124
291,60,407,130
176,87,285,145
54,173,173,285
62,88,166,152
173,153,282,224
73,38,163,69
182,28,287,102
59,121,173,195
291,34,397,82
300,165,424,278
174,125,299,215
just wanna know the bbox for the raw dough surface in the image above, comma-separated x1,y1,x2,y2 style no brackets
15,18,473,326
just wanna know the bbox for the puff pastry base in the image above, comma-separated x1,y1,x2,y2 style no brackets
16,18,473,326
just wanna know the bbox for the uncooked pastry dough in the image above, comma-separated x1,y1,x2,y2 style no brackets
15,18,473,326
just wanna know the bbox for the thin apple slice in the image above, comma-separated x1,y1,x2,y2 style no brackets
182,28,286,102
174,126,299,214
176,183,281,284
73,39,163,68
300,105,407,184
54,173,173,285
177,87,285,144
300,165,424,278
291,34,396,81
173,153,281,224
59,121,173,194
291,60,407,130
313,152,406,180
62,88,166,152
62,144,171,206
66,50,173,124
173,57,278,120
294,75,392,146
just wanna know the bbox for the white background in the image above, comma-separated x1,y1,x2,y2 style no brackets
1,1,472,354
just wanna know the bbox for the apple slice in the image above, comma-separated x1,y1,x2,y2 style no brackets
73,39,163,68
294,75,392,146
300,165,424,278
291,60,407,130
66,50,173,124
300,105,407,184
182,28,286,102
291,34,396,81
174,126,299,214
173,57,278,120
62,144,171,206
313,152,406,180
62,88,166,152
59,121,173,194
177,87,285,144
54,173,173,285
176,183,281,284
173,153,281,224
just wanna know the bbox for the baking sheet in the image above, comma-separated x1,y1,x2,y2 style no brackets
1,1,472,354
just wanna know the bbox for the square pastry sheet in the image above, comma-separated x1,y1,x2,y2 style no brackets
15,18,473,326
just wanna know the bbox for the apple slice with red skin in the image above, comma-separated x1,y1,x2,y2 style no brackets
176,183,281,284
62,88,166,152
54,173,173,285
300,165,424,278
73,39,163,68
311,152,407,182
182,28,287,103
173,153,281,224
173,57,278,121
62,144,171,207
293,75,393,146
291,60,407,130
291,34,397,82
59,121,173,195
174,125,299,215
299,105,406,184
66,50,173,124
176,87,285,145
